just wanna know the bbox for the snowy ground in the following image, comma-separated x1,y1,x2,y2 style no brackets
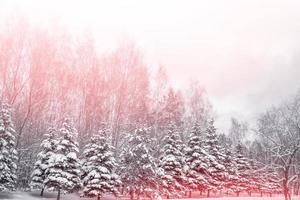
0,192,299,200
0,191,116,200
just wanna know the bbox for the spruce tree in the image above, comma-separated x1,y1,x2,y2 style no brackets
119,127,158,200
158,125,186,198
203,119,227,195
223,147,238,195
0,103,18,192
185,122,210,197
30,127,58,196
261,165,281,196
44,119,81,200
82,130,119,200
232,143,252,196
247,159,263,195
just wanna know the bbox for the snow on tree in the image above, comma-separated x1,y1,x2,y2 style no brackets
232,143,252,196
81,129,119,200
30,127,58,196
157,124,186,198
185,121,210,196
0,103,18,192
44,119,81,200
257,91,300,200
119,127,159,200
222,147,239,194
203,119,227,194
260,165,281,195
248,159,266,195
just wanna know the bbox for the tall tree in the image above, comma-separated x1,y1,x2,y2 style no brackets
119,127,159,200
232,143,252,196
185,80,212,126
203,119,227,195
228,117,249,146
157,125,186,198
158,88,185,130
185,122,210,197
222,147,238,194
0,103,18,191
257,91,300,200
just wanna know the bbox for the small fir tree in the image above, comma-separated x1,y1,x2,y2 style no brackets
82,129,119,200
44,119,81,200
30,127,58,196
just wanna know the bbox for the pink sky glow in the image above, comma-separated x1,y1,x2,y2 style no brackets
1,0,300,132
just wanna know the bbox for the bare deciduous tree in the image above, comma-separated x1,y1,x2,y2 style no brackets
257,91,300,200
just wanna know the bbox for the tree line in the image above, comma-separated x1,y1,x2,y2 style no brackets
0,102,282,200
0,19,299,200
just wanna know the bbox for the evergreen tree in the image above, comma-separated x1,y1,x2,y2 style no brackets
158,125,186,198
30,127,58,196
82,129,119,200
222,147,239,194
203,119,227,195
0,103,18,191
185,122,210,197
119,127,159,200
261,165,281,195
44,119,81,200
232,143,252,196
246,159,263,195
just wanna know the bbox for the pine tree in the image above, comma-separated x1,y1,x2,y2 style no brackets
44,119,81,200
30,127,58,196
247,159,263,195
0,103,18,192
158,125,186,198
119,127,159,200
232,143,252,196
203,119,227,195
222,147,239,195
82,129,119,200
185,122,210,197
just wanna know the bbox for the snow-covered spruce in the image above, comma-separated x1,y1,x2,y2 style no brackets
81,129,119,200
119,127,159,200
222,147,239,194
260,165,281,195
232,143,253,196
157,124,186,198
44,119,81,200
203,119,227,195
0,103,18,192
185,121,210,197
246,159,264,195
30,127,58,196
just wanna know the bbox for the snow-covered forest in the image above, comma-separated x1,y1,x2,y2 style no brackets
0,17,300,200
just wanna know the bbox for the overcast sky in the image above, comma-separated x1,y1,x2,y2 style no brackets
1,0,300,132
